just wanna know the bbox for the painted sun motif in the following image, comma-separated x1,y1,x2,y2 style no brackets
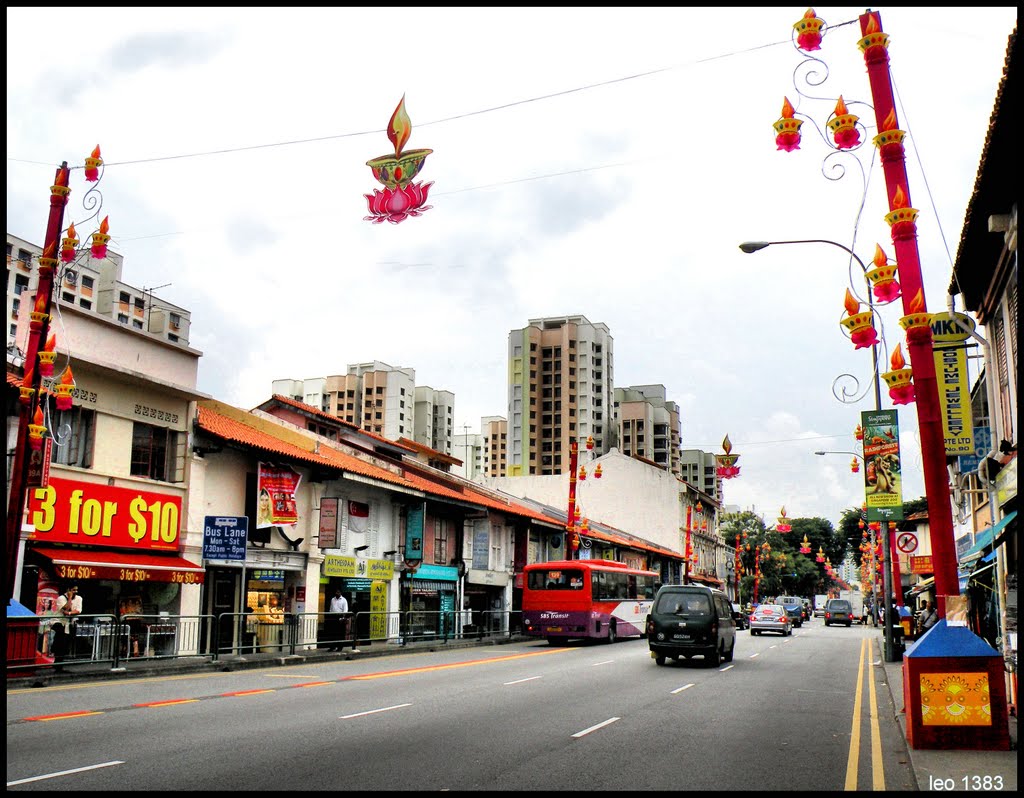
920,673,991,726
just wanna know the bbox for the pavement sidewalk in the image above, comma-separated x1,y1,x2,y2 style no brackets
875,634,1017,791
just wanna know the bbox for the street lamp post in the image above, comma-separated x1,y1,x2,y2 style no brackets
742,237,896,659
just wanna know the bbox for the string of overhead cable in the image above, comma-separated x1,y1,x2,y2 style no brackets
10,24,870,171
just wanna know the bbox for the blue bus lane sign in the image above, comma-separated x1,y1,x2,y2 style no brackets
203,515,249,561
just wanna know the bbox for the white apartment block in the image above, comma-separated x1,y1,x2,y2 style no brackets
507,314,614,476
679,448,721,503
7,233,191,356
453,415,506,480
614,384,682,477
273,362,453,453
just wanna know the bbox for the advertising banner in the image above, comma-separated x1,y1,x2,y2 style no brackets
861,409,904,522
318,498,339,548
27,476,183,551
931,312,976,455
257,462,302,528
405,502,425,561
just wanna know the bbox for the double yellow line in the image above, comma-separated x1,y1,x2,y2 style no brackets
845,635,885,790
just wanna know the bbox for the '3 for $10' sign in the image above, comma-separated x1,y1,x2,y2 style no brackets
28,476,182,551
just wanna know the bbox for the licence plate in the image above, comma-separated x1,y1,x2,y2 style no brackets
547,626,563,632
672,634,692,641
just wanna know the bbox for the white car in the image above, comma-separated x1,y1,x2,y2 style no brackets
749,604,792,636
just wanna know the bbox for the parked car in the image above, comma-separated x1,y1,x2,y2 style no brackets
647,584,736,666
824,598,853,627
731,602,749,630
749,604,792,636
776,595,804,628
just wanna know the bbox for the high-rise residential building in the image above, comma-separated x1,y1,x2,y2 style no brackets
614,384,682,477
679,448,720,502
453,415,507,479
507,315,614,476
272,361,454,453
7,232,191,354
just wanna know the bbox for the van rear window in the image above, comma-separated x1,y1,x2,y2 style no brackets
655,593,711,615
829,600,851,611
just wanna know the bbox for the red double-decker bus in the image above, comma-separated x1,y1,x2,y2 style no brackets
522,559,658,643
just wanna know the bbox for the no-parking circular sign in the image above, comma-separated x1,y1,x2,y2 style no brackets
896,532,918,553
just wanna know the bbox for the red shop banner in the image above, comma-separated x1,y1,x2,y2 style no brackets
909,555,934,575
27,476,183,552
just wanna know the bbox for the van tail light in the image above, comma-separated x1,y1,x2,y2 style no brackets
826,612,831,619
710,620,718,638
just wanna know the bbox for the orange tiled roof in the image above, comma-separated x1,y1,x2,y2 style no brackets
262,394,417,452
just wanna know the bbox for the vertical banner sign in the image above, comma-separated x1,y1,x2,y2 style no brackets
256,462,302,528
27,438,53,489
318,498,339,548
930,312,975,455
405,502,425,561
369,580,388,639
861,409,904,522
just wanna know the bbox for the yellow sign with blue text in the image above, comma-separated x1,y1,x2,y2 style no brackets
930,312,975,455
323,554,394,580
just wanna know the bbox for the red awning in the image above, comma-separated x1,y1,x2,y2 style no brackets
32,546,205,585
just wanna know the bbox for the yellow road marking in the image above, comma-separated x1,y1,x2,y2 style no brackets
844,636,866,790
133,699,199,708
24,710,103,722
868,644,885,790
345,647,571,680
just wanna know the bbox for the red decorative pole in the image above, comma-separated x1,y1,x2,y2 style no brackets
565,440,578,560
858,11,957,617
6,163,71,603
683,505,692,585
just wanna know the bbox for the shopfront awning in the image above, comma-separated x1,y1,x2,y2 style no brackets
33,546,205,585
959,510,1017,565
907,576,935,597
687,573,724,588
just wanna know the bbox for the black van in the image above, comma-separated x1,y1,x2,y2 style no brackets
647,584,737,666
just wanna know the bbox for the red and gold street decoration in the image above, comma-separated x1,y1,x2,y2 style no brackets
884,184,919,241
90,216,110,259
774,97,803,152
840,287,878,349
816,546,825,563
38,334,57,378
793,8,824,52
28,406,47,451
715,434,741,479
855,423,864,441
827,95,861,150
84,145,102,182
60,222,79,263
364,96,434,225
865,242,901,303
30,290,50,332
53,366,75,410
850,457,860,473
799,535,812,554
882,343,915,405
776,506,792,533
872,108,906,160
899,288,932,345
38,242,57,277
19,368,36,406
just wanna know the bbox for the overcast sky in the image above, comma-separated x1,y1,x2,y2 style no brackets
6,7,1016,529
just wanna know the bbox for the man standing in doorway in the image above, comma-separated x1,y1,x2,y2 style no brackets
52,584,82,666
328,589,349,651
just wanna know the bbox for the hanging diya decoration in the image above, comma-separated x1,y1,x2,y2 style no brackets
839,287,878,349
773,97,803,152
364,95,434,224
715,434,741,479
881,343,915,405
776,507,792,533
793,8,825,52
865,243,901,303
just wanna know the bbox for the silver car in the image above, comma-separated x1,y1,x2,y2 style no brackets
749,603,792,636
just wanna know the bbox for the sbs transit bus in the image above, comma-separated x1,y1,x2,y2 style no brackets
522,559,659,644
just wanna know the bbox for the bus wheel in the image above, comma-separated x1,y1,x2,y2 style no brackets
655,655,666,666
606,623,617,644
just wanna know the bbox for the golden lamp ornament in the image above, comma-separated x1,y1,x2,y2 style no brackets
899,288,932,345
793,8,824,52
28,405,47,451
38,242,57,277
884,184,919,240
91,216,111,259
364,96,434,225
839,287,878,349
38,334,57,378
84,145,103,182
799,535,812,554
881,343,915,405
857,11,889,56
774,97,803,152
20,368,36,406
850,457,860,474
715,434,741,479
854,423,864,441
872,108,906,160
776,507,792,533
30,290,50,332
827,96,861,150
54,366,76,410
865,243,901,303
60,222,79,263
